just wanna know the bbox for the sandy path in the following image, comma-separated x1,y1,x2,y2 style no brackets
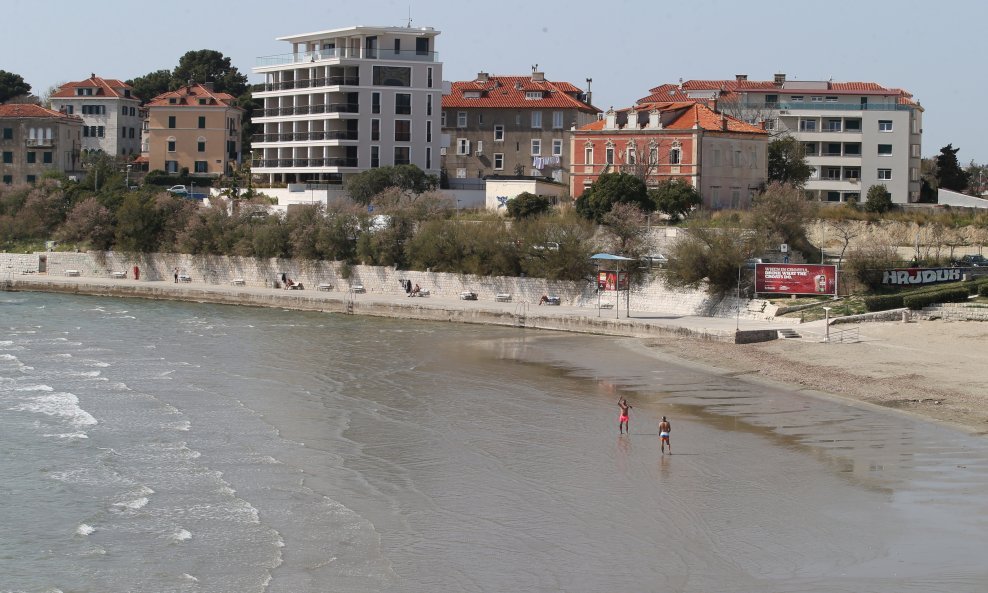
641,319,988,435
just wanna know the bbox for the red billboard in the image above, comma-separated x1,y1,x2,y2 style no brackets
755,264,837,296
597,270,629,291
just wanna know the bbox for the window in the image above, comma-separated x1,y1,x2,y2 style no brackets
878,168,892,180
845,143,862,156
845,168,860,180
2,151,12,164
765,94,778,105
97,126,104,137
585,145,593,164
165,160,178,173
494,125,504,142
799,119,816,132
476,140,483,155
826,192,841,202
426,65,433,87
371,119,380,141
552,111,564,129
763,118,776,131
426,120,432,143
441,111,446,127
845,119,861,131
878,144,893,156
426,95,433,116
810,96,823,102
669,147,681,165
878,120,893,132
826,143,842,156
826,119,841,132
370,146,380,168
804,142,817,156
749,150,757,169
911,167,920,182
43,152,52,164
790,95,804,102
2,175,10,184
494,153,504,170
825,96,838,103
626,146,636,164
525,91,543,100
64,105,74,114
2,128,11,139
373,66,411,87
168,116,176,129
129,128,135,139
197,116,206,129
649,146,658,164
394,146,410,165
605,146,614,164
457,138,470,155
552,139,563,157
167,139,176,152
911,144,921,158
26,152,36,164
531,139,541,156
457,111,467,128
531,111,542,129
194,161,208,173
456,168,466,178
372,92,381,114
426,147,432,169
197,140,206,152
478,113,484,127
395,93,411,115
26,175,35,183
394,120,411,142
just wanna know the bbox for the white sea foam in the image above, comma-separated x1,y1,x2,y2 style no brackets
74,370,101,378
76,523,96,536
134,485,156,497
114,497,148,510
87,361,110,368
169,529,192,542
182,574,199,583
16,384,53,392
12,391,97,427
174,420,191,431
43,432,88,439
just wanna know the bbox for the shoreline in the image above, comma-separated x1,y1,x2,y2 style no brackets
8,275,988,436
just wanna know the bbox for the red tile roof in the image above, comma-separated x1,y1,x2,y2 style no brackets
0,103,81,120
50,75,137,100
442,75,598,112
145,83,240,109
640,77,913,104
578,102,765,135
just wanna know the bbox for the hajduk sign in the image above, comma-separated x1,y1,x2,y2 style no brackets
755,263,837,296
882,267,962,286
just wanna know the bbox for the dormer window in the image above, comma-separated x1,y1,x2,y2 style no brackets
124,90,131,97
463,91,483,99
525,91,543,100
199,99,208,105
169,98,177,104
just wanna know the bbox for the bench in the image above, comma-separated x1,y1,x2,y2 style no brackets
317,283,333,291
111,271,127,279
352,285,365,293
459,291,478,300
231,278,246,286
599,302,614,309
177,274,192,282
65,270,80,276
495,293,512,302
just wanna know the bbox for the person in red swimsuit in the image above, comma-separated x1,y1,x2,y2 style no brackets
617,398,632,434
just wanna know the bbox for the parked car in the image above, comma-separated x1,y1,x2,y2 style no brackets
166,185,188,196
643,253,669,268
952,254,988,267
745,257,773,269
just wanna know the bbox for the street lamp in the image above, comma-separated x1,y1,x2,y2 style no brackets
125,164,132,190
822,306,832,342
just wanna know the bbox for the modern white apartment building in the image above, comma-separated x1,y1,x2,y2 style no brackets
639,74,923,204
49,75,143,157
252,25,443,186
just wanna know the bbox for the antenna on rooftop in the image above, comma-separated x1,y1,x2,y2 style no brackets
406,3,413,27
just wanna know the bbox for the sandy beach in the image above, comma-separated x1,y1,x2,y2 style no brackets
642,319,988,435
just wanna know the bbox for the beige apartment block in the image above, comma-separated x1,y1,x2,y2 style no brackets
0,104,83,185
142,83,243,177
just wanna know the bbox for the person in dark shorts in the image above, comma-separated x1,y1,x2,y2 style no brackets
658,416,671,454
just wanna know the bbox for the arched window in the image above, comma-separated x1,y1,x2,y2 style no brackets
605,140,614,165
626,141,636,165
669,141,681,165
584,141,593,165
197,136,206,153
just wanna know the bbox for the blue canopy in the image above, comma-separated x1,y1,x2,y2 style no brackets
590,253,636,261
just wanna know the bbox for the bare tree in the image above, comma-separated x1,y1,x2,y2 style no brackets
826,218,862,268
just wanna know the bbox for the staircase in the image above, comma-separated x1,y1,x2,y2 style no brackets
778,328,801,339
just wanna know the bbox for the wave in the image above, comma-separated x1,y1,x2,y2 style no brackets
76,523,96,536
169,529,192,542
11,391,98,428
16,384,53,392
43,432,89,439
114,497,149,510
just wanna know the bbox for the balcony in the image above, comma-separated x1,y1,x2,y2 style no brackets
253,131,358,143
258,76,361,92
256,47,439,68
769,101,909,112
254,157,358,168
25,138,55,147
254,103,359,118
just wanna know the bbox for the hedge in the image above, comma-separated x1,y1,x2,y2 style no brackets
902,288,971,310
864,294,904,312
979,283,988,297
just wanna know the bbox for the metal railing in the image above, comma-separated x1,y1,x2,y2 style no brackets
25,138,55,147
765,102,909,112
258,76,361,92
254,158,358,168
253,130,358,143
257,47,438,67
254,103,359,117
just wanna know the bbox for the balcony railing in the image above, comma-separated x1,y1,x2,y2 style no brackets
253,130,358,143
761,101,909,112
257,47,438,67
254,103,359,117
25,138,55,147
254,157,358,168
259,76,361,92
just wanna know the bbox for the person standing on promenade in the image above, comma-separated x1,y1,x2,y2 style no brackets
618,398,632,434
174,268,179,283
658,416,671,454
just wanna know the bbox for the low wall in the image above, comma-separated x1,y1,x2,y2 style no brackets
3,250,774,320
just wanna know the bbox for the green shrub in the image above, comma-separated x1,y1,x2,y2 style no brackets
902,288,970,310
979,283,988,297
864,294,904,312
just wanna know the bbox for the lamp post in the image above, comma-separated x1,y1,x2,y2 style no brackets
822,306,832,342
125,164,132,190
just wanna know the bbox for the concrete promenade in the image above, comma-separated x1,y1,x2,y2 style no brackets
4,275,794,343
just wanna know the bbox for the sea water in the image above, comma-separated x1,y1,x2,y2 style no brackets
2,292,987,592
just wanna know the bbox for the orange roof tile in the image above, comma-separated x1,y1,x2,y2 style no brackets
577,103,765,135
50,75,138,100
0,103,81,120
145,83,240,109
442,75,599,112
640,77,913,103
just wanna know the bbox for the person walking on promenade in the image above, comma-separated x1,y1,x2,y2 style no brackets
618,398,632,434
658,416,671,454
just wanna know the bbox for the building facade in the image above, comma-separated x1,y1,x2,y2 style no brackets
142,83,243,177
639,74,923,204
0,104,83,185
441,72,599,187
49,75,142,157
252,25,443,186
570,102,768,209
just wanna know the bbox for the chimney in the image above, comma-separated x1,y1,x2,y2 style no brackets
476,71,489,83
604,108,617,129
736,74,748,82
774,73,786,86
90,73,96,79
721,114,728,131
531,71,544,82
515,81,522,91
648,109,661,129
